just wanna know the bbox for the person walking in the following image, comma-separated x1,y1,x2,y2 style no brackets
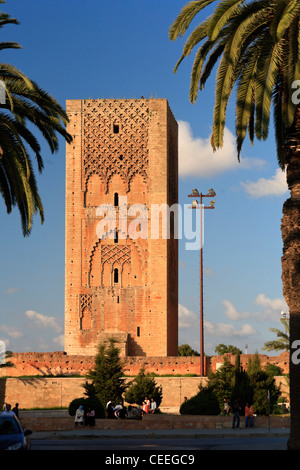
232,398,240,430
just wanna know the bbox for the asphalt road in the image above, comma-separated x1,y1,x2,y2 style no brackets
30,435,288,451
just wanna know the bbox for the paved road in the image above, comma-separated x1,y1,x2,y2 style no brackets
30,435,288,451
31,429,288,452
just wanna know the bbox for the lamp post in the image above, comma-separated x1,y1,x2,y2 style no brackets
188,188,216,376
281,310,289,336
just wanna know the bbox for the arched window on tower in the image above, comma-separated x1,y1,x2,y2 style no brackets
114,268,119,284
114,192,119,207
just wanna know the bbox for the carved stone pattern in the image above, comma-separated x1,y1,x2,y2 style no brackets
79,294,93,318
101,244,131,267
83,99,150,192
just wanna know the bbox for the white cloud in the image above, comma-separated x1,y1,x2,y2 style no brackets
178,121,264,178
53,335,64,347
205,320,257,338
222,294,288,324
178,303,257,353
241,168,288,198
253,293,288,322
178,304,199,329
223,299,250,320
0,325,23,339
25,310,62,333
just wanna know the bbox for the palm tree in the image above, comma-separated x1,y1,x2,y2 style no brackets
262,317,290,352
0,6,72,236
169,0,300,450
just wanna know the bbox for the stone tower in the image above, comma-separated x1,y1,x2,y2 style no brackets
64,98,178,356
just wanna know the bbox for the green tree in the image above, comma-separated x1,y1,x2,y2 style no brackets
246,352,262,376
247,354,281,415
178,344,200,356
0,4,72,236
189,352,281,416
169,0,300,449
68,396,105,419
231,354,253,411
206,356,235,409
264,363,283,377
214,344,242,355
124,367,163,408
84,339,127,408
180,386,220,415
262,317,290,352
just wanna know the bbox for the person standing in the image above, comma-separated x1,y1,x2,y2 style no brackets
245,403,254,428
86,407,95,426
2,404,15,417
232,398,240,430
12,403,19,418
223,399,230,416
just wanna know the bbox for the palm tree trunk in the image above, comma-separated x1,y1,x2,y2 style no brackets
281,106,300,450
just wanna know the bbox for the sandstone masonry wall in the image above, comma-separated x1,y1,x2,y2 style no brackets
0,351,289,377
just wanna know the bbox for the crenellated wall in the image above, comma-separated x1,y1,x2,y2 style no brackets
0,351,290,378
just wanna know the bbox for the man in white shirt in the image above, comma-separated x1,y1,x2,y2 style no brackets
150,398,157,413
2,404,15,416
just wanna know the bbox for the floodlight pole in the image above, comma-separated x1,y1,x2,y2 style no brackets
188,190,215,377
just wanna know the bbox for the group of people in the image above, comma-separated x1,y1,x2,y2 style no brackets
223,398,254,429
106,397,158,420
74,405,96,427
106,400,126,419
1,403,19,418
142,397,157,414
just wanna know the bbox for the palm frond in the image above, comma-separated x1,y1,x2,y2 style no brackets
0,7,72,235
208,0,243,41
190,39,217,102
170,0,300,167
275,0,300,42
174,19,210,73
255,40,282,140
169,0,216,40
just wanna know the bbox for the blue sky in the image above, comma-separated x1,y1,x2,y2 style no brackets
0,0,289,356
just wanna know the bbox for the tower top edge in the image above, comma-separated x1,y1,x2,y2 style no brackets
66,98,169,103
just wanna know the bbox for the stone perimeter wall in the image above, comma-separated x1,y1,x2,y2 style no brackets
0,377,207,411
0,351,290,377
18,412,290,432
0,351,289,412
0,375,288,412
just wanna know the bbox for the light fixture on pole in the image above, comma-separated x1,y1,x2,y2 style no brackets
188,188,216,376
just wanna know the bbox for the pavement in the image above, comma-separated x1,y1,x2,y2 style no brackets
31,426,290,440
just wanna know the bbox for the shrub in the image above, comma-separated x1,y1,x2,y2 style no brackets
68,396,105,419
180,387,220,415
124,367,163,407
